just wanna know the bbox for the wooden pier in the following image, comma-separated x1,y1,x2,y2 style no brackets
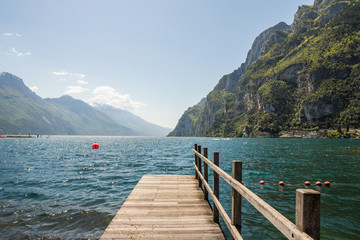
101,144,321,240
100,175,225,239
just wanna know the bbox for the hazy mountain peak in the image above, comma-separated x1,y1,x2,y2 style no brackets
0,72,41,101
0,72,171,136
93,103,172,136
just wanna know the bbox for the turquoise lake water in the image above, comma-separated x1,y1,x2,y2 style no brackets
0,136,359,239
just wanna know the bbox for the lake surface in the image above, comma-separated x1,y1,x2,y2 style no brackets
0,136,359,239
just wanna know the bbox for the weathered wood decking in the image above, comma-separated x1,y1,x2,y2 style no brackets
100,174,225,240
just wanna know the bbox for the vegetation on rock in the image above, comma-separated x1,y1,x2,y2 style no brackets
169,0,360,138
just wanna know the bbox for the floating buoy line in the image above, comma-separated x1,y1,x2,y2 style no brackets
240,181,332,186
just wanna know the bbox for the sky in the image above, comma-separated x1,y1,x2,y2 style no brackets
0,0,313,129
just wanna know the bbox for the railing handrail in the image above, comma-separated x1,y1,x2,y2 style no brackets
193,148,315,240
193,162,243,240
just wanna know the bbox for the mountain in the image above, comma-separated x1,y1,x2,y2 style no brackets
169,0,360,137
92,103,172,136
0,72,68,134
43,96,136,135
0,72,171,136
168,21,291,137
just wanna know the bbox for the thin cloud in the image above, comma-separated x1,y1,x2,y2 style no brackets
77,79,88,85
53,71,87,85
71,73,86,79
52,70,68,76
89,86,146,112
64,85,89,95
8,47,31,56
2,33,22,37
30,86,38,92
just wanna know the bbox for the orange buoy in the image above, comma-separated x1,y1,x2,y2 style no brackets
260,180,265,184
316,181,322,186
304,181,310,185
92,143,99,149
241,181,244,184
324,181,330,186
279,181,284,185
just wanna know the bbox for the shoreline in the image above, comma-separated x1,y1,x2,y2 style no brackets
278,129,360,139
0,135,34,138
0,135,42,138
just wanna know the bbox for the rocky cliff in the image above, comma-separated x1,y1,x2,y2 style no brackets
168,22,290,137
169,0,359,137
214,22,290,93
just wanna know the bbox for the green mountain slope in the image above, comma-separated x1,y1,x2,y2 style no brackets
0,72,170,136
0,72,66,134
44,96,136,135
170,0,360,137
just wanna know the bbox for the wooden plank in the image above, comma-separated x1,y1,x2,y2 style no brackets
232,160,242,235
203,147,209,201
100,175,225,240
213,152,220,224
296,189,321,240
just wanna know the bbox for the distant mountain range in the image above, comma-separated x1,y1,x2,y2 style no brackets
169,0,360,137
0,72,171,136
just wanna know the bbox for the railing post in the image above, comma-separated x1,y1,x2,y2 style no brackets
232,160,242,236
203,147,208,201
197,145,202,188
296,189,321,240
213,152,219,224
194,144,198,179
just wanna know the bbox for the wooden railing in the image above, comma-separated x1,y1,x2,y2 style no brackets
193,144,320,240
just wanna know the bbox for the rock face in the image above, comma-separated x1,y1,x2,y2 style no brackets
291,0,351,31
167,99,205,136
170,0,360,137
214,22,290,93
169,22,290,136
300,100,335,122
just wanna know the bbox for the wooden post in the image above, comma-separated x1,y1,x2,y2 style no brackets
197,145,202,188
296,189,321,240
232,161,242,236
194,144,198,179
213,152,219,224
203,147,208,201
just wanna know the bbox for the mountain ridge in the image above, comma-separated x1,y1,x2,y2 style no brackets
0,72,171,136
169,0,360,137
93,103,172,136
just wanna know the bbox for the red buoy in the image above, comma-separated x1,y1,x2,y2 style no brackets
279,181,284,185
316,181,322,186
260,180,265,184
324,181,330,186
304,181,310,185
92,143,99,149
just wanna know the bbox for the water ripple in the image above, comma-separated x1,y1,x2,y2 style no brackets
0,137,359,239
